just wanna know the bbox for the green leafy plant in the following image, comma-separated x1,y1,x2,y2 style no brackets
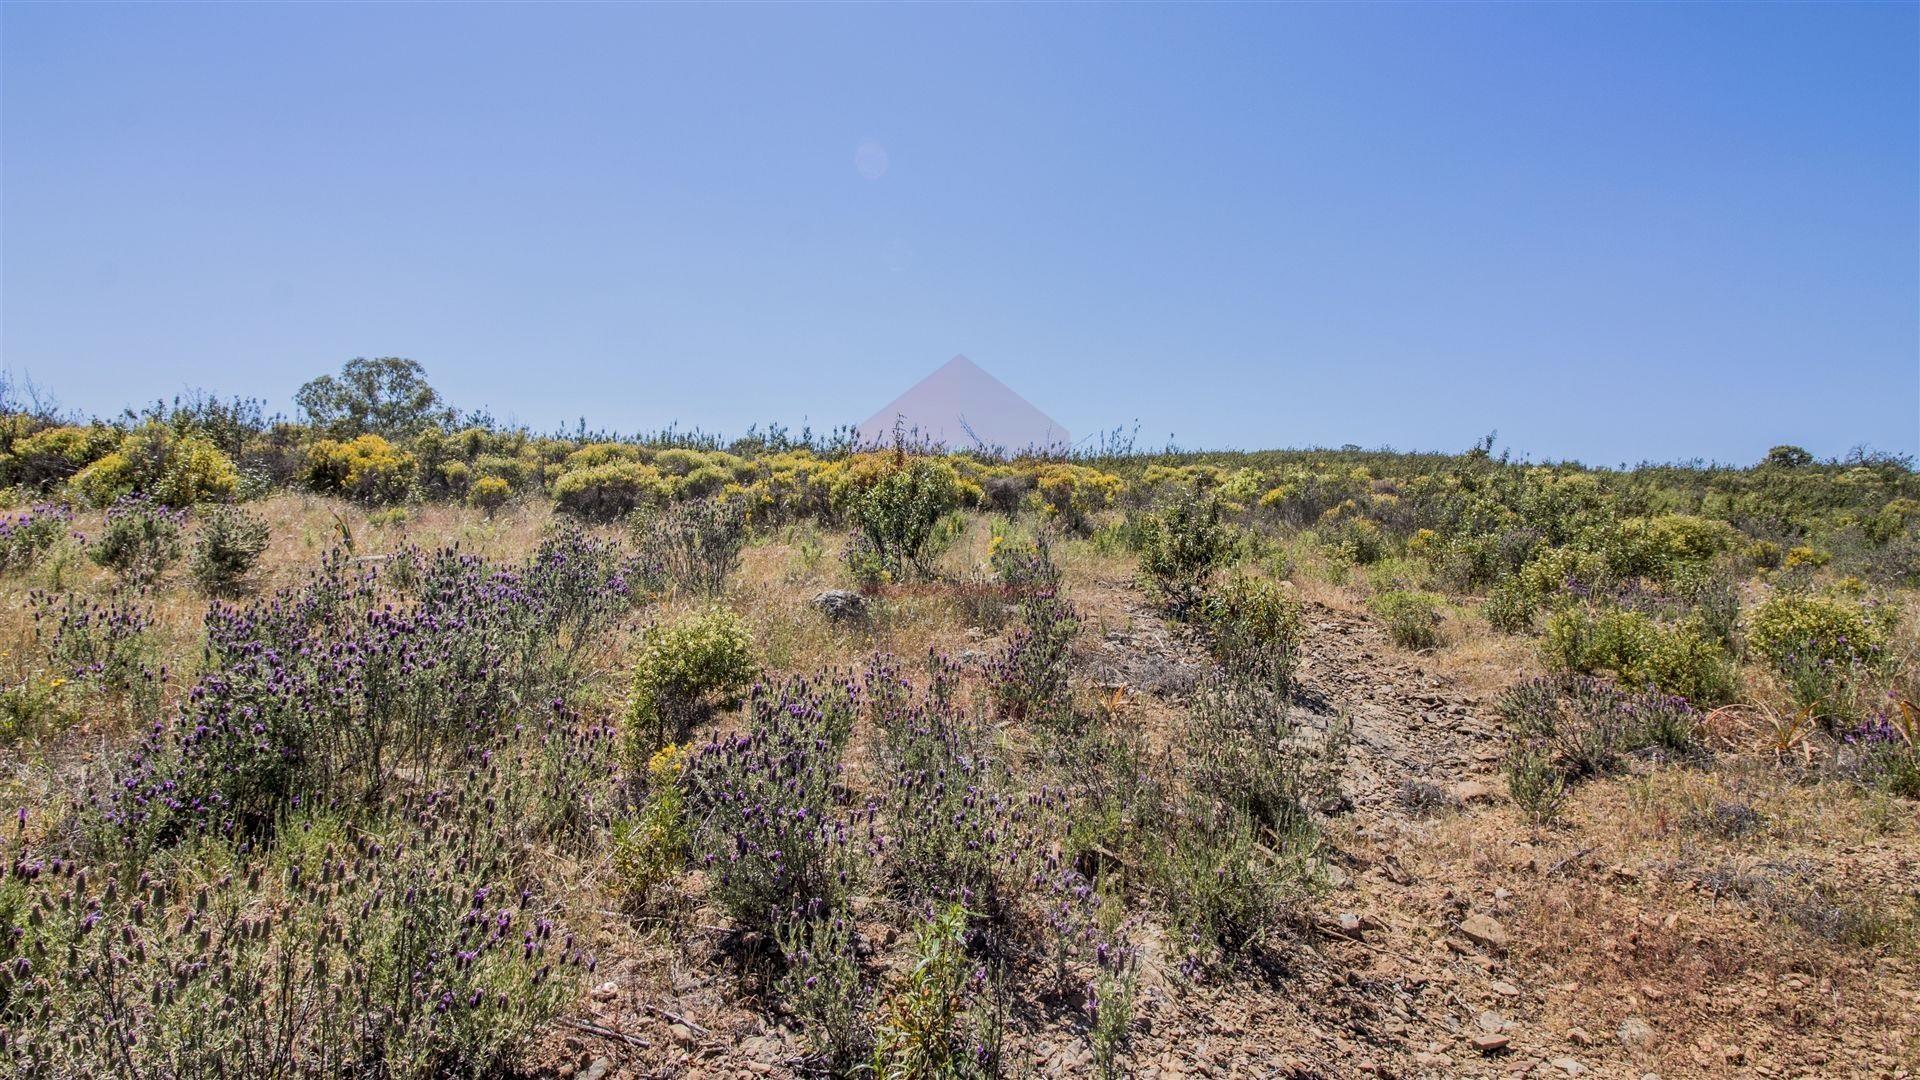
1369,588,1444,650
623,607,756,759
612,743,691,903
1196,574,1303,693
1542,605,1737,705
1140,487,1232,616
852,457,965,579
1748,590,1895,726
872,904,1000,1080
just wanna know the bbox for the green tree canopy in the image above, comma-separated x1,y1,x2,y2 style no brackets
294,357,453,439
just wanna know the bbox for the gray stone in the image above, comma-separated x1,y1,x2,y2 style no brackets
1618,1015,1655,1047
811,589,868,620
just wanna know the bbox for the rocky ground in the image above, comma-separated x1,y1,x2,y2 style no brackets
541,572,1918,1080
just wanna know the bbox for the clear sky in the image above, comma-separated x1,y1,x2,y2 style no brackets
3,3,1915,465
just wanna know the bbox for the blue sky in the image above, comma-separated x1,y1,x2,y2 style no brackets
3,3,1914,465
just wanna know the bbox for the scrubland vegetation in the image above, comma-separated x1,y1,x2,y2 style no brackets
0,359,1915,1077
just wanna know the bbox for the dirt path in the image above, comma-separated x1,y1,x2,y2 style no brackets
1292,599,1507,814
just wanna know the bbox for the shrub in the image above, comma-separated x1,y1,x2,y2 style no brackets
70,426,239,506
778,906,872,1071
623,607,756,759
869,660,1020,913
553,461,670,521
852,457,966,579
1196,575,1303,691
680,676,861,933
1032,464,1123,534
981,474,1030,514
872,904,1002,1080
1325,515,1387,566
1140,487,1231,615
304,433,416,504
467,475,511,513
987,527,1062,595
3,424,118,489
986,593,1079,724
89,494,186,585
1595,514,1738,581
1504,742,1567,823
1497,674,1702,784
3,804,590,1077
612,743,690,903
1159,676,1339,969
634,496,748,597
1848,704,1918,798
1369,589,1443,650
189,504,271,595
1747,590,1895,724
0,504,73,573
32,591,154,697
1542,606,1737,705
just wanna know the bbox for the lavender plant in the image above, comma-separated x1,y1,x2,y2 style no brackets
775,899,872,1072
0,504,74,573
680,675,868,934
188,504,271,596
103,536,637,845
30,589,154,697
1497,673,1703,782
1,797,593,1077
633,495,748,597
986,592,1078,725
866,656,1025,917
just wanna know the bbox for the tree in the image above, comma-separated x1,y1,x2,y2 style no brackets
1763,445,1814,469
294,357,453,439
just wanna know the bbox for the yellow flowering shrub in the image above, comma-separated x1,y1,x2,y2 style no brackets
304,434,415,504
1032,463,1123,533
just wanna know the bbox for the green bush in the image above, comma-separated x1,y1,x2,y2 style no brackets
1747,590,1895,724
90,494,186,585
1032,463,1123,534
872,904,1002,1079
1140,487,1231,615
1542,606,1737,704
1370,589,1444,650
1504,743,1567,823
1197,575,1303,690
623,607,756,758
1587,514,1737,582
612,743,690,902
852,457,966,579
1326,516,1387,566
189,504,271,595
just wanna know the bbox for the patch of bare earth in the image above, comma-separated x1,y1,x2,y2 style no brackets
532,570,1918,1080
